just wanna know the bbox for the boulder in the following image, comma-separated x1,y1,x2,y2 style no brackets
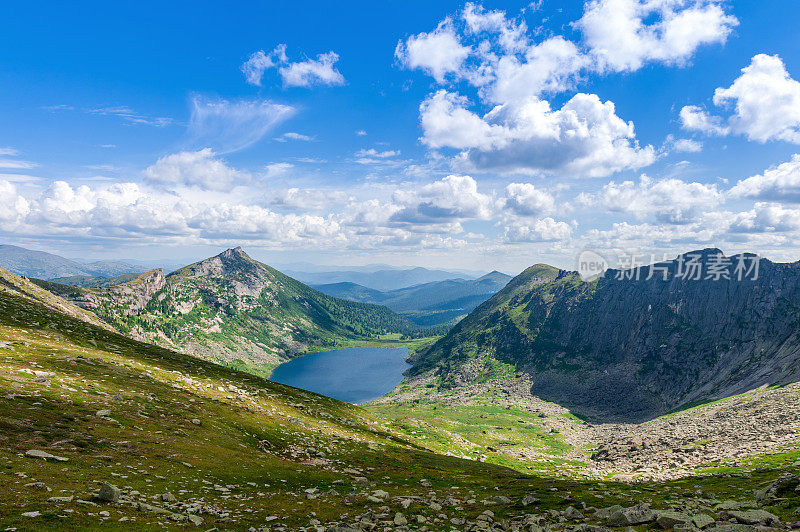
656,511,692,529
97,482,120,503
722,510,780,526
606,504,655,527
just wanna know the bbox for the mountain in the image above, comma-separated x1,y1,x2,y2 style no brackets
287,266,483,291
313,270,513,327
410,249,800,422
0,244,142,279
36,247,426,372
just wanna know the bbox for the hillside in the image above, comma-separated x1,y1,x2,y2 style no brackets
411,249,800,422
35,247,426,373
0,244,141,279
314,270,513,327
3,264,800,530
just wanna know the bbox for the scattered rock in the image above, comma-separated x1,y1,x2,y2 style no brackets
25,449,68,462
21,511,41,517
607,504,655,526
96,409,112,417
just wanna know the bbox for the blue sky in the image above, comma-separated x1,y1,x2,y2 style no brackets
2,0,800,272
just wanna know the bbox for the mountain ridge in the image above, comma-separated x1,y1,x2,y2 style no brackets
36,247,428,372
410,249,800,422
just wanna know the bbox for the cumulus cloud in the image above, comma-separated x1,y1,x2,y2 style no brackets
500,183,556,216
577,0,738,72
390,174,493,224
581,175,722,223
729,154,800,202
395,19,471,83
397,3,704,178
241,45,345,88
187,96,295,154
0,180,30,227
504,217,572,242
144,149,245,191
421,90,656,177
671,137,703,153
681,54,800,144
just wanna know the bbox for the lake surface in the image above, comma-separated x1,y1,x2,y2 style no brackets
269,346,410,404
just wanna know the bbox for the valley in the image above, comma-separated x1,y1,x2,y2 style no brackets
2,248,800,530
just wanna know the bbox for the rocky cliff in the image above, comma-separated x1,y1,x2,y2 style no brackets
412,249,800,422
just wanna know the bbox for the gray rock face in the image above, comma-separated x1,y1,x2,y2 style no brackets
606,504,655,526
24,449,68,462
416,250,800,422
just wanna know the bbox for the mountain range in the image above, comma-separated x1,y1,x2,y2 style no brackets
313,271,513,326
286,266,491,291
411,249,800,422
0,244,143,279
36,247,429,373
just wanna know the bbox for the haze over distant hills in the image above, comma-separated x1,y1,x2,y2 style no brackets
0,244,143,279
313,271,513,327
287,266,495,291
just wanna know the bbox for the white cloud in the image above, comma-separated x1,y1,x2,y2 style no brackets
484,37,589,105
271,188,351,211
671,137,703,153
356,130,367,136
577,0,738,72
681,55,800,144
581,175,722,223
241,46,287,86
276,132,314,142
395,19,471,83
280,52,345,88
462,2,528,53
390,174,493,223
0,180,30,227
715,54,800,143
187,96,295,154
421,91,656,177
242,45,345,88
504,217,572,242
263,162,294,178
144,149,245,191
679,105,729,136
88,106,173,127
501,183,556,216
729,154,800,202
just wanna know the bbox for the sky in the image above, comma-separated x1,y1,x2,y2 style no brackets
2,0,800,273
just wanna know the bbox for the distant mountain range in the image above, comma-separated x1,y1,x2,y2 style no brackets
411,249,800,422
313,271,513,327
286,266,490,291
0,244,142,279
36,247,429,372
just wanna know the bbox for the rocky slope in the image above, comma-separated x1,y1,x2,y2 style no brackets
36,247,424,370
411,249,800,422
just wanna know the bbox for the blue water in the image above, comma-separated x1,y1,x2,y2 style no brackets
269,346,410,404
